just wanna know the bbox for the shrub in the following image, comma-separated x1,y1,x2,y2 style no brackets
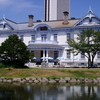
0,63,5,68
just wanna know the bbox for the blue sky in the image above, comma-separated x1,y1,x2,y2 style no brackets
0,0,99,23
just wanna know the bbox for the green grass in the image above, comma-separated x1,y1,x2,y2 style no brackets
0,68,100,79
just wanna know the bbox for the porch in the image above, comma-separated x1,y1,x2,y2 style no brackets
28,44,64,65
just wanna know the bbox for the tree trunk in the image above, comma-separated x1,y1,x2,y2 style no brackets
88,58,91,69
90,55,95,68
91,59,94,68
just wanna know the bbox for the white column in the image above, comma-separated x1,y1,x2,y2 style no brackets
46,50,48,63
46,50,48,57
59,50,61,57
43,50,45,57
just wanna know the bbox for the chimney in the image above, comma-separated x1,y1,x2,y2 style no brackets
28,15,34,27
63,11,69,24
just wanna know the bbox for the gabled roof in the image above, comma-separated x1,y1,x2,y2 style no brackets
73,8,100,27
5,18,18,30
0,18,14,31
0,8,100,31
0,17,79,31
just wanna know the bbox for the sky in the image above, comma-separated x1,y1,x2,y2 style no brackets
0,0,99,23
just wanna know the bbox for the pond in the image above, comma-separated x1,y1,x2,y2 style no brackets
0,83,100,100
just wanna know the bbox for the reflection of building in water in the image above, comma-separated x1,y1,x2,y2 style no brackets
24,85,100,100
97,87,100,98
55,85,100,100
33,86,58,100
0,84,100,100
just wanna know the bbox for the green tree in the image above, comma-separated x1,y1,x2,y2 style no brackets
0,34,30,68
29,52,34,59
67,28,100,68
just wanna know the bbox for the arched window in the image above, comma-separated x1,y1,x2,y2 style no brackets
34,24,51,31
37,26,48,31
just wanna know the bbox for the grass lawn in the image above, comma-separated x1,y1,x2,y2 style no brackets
0,68,100,79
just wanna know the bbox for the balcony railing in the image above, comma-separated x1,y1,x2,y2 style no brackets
28,40,59,45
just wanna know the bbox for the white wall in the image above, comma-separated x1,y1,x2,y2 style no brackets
23,33,31,46
0,34,8,46
58,32,66,45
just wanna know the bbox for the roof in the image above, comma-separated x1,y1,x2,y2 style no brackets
28,44,64,50
16,19,79,30
74,9,100,27
0,9,100,31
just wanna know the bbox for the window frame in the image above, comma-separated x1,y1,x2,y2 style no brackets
31,35,35,42
20,35,24,41
66,50,71,59
54,34,57,42
66,33,71,41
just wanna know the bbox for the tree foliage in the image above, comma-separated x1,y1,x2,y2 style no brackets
0,34,30,68
67,28,100,68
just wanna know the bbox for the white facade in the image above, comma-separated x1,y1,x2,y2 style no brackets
44,0,70,21
0,9,100,66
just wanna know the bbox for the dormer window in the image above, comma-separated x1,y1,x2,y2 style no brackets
40,26,48,31
37,26,48,31
34,24,51,32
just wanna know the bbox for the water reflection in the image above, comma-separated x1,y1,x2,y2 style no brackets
0,83,100,100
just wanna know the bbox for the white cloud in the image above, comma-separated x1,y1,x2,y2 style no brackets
0,0,13,6
0,0,41,12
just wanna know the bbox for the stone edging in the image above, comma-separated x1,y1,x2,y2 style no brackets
0,77,100,84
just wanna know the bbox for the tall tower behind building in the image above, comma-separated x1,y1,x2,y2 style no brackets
44,0,70,21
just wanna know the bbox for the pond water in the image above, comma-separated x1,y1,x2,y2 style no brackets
0,83,100,100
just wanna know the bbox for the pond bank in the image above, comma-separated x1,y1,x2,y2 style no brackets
0,77,100,84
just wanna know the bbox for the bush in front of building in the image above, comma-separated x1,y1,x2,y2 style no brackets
0,62,6,68
0,34,30,68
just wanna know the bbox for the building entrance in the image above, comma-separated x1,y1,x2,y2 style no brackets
54,51,58,59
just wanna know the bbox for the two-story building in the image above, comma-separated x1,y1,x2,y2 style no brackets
0,9,100,66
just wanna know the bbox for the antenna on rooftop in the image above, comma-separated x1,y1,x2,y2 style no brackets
88,6,93,13
89,6,91,11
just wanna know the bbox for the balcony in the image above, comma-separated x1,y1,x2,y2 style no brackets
28,40,59,45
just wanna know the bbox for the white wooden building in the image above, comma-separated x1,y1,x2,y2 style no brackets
0,9,100,66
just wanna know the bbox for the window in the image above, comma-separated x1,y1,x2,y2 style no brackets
67,50,70,59
41,34,47,41
3,24,6,28
20,35,24,41
80,31,84,34
97,51,100,58
81,52,85,59
37,26,48,31
31,35,35,41
67,33,71,41
89,18,92,23
54,34,57,41
40,26,48,31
